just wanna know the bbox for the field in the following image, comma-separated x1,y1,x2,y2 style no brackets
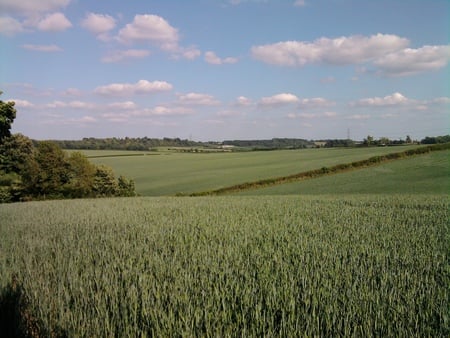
1,145,449,336
1,195,448,336
238,149,450,195
83,145,422,196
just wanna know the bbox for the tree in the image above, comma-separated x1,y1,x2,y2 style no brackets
363,135,374,146
0,92,16,142
117,175,136,197
93,165,118,196
21,141,70,197
64,152,96,198
406,135,412,144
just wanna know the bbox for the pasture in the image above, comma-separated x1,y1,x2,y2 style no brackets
84,145,421,196
1,195,448,336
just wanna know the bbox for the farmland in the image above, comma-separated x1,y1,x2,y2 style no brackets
238,149,450,195
84,145,422,196
1,195,448,336
1,145,449,336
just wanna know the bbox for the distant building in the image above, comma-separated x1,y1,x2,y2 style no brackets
314,141,327,148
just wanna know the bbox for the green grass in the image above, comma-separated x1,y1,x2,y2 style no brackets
237,149,450,195
1,195,448,336
85,145,421,196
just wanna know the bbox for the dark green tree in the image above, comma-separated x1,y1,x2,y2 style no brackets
0,92,16,142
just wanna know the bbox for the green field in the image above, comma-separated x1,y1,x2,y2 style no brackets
1,145,449,336
84,145,422,196
1,195,448,336
237,149,450,195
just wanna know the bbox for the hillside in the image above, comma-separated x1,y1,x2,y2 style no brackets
237,149,450,195
87,145,424,196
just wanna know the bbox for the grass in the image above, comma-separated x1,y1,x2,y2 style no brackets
85,145,421,196
237,149,450,195
1,195,448,336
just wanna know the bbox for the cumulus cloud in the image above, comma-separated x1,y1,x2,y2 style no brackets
353,92,409,106
252,34,409,66
117,14,178,48
260,93,299,106
374,45,450,76
22,44,63,52
177,92,220,106
81,12,116,40
101,49,151,63
204,51,238,65
36,12,72,31
116,14,200,60
94,80,173,96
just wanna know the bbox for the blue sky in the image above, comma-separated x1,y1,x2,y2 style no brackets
1,0,449,141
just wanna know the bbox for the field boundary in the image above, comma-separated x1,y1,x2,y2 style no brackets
186,143,450,196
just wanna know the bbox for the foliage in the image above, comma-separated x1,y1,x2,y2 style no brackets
0,195,448,336
421,135,450,144
0,95,136,202
0,92,16,142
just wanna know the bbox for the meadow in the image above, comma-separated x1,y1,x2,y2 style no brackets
1,195,448,336
84,145,421,196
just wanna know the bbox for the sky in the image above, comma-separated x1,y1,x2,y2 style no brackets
0,0,449,141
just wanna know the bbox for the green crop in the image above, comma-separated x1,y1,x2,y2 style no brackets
1,195,448,336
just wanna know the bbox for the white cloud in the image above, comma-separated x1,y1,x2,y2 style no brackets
108,101,137,110
299,97,335,108
116,14,200,60
252,34,409,66
101,49,151,63
178,47,201,60
8,99,34,108
429,97,450,104
177,92,220,106
0,0,71,16
374,45,450,76
22,44,63,52
346,114,370,120
36,12,72,32
204,51,238,65
235,96,252,106
354,92,409,106
62,88,82,96
0,16,26,36
94,80,173,96
260,93,299,106
117,14,178,49
288,111,337,119
81,12,116,40
46,100,95,109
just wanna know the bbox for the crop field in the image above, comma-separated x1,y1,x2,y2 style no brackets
238,149,450,195
83,145,421,196
0,195,448,336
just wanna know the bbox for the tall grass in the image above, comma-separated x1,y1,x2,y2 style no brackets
1,195,448,336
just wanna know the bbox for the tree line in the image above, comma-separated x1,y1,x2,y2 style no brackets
0,94,136,202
